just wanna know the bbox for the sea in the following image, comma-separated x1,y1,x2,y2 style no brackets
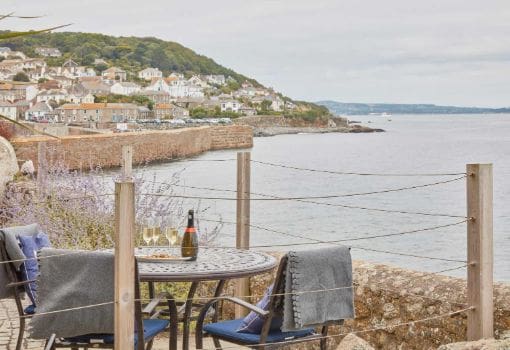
132,114,510,282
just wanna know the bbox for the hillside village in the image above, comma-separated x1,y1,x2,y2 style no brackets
0,46,299,129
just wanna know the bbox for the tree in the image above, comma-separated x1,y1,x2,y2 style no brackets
95,62,108,73
13,71,29,82
149,47,170,71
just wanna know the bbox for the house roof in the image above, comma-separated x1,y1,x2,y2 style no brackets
38,89,67,96
62,59,79,67
79,81,111,91
28,101,53,113
103,67,126,74
155,103,173,109
59,103,138,110
140,67,162,74
114,82,140,88
139,90,170,96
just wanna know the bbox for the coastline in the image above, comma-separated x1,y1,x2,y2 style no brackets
253,124,384,137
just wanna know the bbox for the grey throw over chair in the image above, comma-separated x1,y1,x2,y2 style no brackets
195,255,345,350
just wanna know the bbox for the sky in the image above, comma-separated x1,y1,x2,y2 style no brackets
3,0,510,107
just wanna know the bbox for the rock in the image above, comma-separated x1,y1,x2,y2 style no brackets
437,338,510,350
0,136,18,196
336,334,375,350
20,160,35,175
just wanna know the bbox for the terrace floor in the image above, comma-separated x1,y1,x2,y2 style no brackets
0,299,247,350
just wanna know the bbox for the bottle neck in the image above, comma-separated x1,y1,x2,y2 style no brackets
187,211,194,228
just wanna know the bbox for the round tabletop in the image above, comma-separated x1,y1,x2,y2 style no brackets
136,247,277,282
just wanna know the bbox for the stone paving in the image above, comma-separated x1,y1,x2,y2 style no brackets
0,299,245,350
0,299,44,349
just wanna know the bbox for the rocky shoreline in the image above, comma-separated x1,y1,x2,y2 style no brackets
253,124,384,137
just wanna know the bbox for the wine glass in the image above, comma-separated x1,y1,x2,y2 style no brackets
165,226,179,246
142,223,153,246
152,217,162,246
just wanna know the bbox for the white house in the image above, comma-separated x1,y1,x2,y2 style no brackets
220,99,241,113
0,102,17,120
269,96,284,112
67,92,95,104
205,75,226,86
138,68,163,80
35,47,62,57
25,101,53,121
36,89,69,104
145,78,205,98
0,68,14,81
0,48,26,59
0,47,11,58
188,75,209,88
111,82,141,95
102,67,127,81
239,105,257,116
168,72,184,79
145,78,170,93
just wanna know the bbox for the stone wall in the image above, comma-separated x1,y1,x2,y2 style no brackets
227,255,510,350
10,125,253,170
234,115,349,128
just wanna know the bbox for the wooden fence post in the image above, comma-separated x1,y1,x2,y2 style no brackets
37,141,46,193
235,151,251,318
466,163,493,340
114,145,135,350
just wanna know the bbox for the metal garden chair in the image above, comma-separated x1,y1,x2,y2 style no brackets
195,254,344,349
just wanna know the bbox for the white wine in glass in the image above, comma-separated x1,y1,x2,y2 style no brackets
152,225,161,246
142,226,153,246
165,227,179,247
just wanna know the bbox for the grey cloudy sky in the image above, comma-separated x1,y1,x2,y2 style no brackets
4,0,510,107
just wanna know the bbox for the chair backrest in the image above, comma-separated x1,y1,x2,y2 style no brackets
267,254,288,316
30,249,146,349
0,239,26,312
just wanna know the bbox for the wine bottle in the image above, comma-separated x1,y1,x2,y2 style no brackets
181,209,198,260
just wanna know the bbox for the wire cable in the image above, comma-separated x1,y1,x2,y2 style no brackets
140,175,466,201
252,159,467,177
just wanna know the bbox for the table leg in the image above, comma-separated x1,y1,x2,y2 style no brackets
148,281,155,299
182,281,199,350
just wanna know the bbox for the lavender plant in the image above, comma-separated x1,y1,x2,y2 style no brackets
0,146,224,249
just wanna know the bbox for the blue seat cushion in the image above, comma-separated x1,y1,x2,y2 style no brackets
18,232,51,305
203,319,315,344
62,319,169,346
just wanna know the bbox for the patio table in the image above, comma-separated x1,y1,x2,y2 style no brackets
136,246,277,350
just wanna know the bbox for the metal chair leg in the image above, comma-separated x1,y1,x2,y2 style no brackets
16,315,25,350
213,337,222,349
320,325,329,350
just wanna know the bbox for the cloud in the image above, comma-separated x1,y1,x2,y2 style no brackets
3,0,509,106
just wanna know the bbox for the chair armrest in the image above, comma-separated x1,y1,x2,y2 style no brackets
196,296,268,337
7,279,36,288
142,292,170,315
44,334,56,350
216,297,268,316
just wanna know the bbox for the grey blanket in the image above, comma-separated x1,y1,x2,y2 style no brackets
30,248,115,339
0,223,39,299
282,246,354,331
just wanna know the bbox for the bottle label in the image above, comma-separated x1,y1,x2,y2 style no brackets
185,227,196,233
